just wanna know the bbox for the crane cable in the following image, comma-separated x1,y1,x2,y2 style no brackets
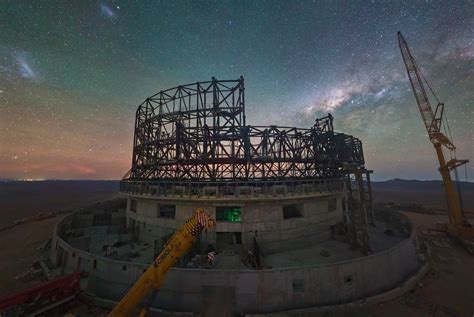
408,36,454,150
465,163,469,183
414,54,469,212
414,59,441,104
454,166,464,211
414,59,456,159
443,111,455,160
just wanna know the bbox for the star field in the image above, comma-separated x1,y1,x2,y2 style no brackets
0,0,472,180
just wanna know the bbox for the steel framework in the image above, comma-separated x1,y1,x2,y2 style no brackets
127,77,366,183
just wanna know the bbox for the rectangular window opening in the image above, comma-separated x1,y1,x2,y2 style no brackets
233,232,242,245
328,198,337,212
216,232,242,253
344,274,353,284
292,279,305,293
158,204,176,219
130,199,137,213
283,204,303,219
216,206,241,222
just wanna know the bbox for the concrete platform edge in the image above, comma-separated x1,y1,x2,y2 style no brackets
257,261,430,316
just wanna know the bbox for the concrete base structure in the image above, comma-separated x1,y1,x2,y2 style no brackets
50,198,425,314
125,190,343,257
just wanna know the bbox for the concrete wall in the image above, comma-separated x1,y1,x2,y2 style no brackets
50,210,421,314
126,193,343,253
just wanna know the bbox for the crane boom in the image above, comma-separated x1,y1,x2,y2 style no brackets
398,32,437,134
397,31,469,227
108,209,215,317
397,32,455,149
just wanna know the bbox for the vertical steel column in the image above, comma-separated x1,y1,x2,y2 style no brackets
343,166,371,255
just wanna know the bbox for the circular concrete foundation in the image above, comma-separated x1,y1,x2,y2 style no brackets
50,198,423,314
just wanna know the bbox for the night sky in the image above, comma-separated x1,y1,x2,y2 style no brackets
1,1,473,181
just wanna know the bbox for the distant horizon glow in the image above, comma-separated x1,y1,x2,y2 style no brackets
2,177,474,184
0,1,472,182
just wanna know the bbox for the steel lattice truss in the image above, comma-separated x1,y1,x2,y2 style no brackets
128,77,365,182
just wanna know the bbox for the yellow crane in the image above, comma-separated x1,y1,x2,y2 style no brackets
398,32,473,250
108,208,215,317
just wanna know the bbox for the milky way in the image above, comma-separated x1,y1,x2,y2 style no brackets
0,1,472,180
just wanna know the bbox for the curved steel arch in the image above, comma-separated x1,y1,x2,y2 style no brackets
127,77,365,183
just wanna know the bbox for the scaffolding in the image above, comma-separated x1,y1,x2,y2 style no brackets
343,165,374,254
128,77,365,183
123,77,374,253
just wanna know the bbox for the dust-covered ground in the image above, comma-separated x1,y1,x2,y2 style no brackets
366,211,474,317
0,216,60,296
372,179,474,212
0,180,119,227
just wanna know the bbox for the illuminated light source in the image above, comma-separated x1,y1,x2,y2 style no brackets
216,207,241,222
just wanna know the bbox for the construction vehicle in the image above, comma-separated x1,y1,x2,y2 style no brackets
108,208,215,317
0,271,83,316
398,31,473,252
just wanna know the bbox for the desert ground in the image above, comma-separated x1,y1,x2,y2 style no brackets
0,180,119,228
366,211,474,317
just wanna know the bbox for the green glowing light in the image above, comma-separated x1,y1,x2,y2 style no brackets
217,207,241,222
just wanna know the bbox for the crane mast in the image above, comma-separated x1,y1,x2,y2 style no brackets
108,209,215,317
397,32,468,226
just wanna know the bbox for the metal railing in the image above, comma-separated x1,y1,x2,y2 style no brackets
120,178,343,198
